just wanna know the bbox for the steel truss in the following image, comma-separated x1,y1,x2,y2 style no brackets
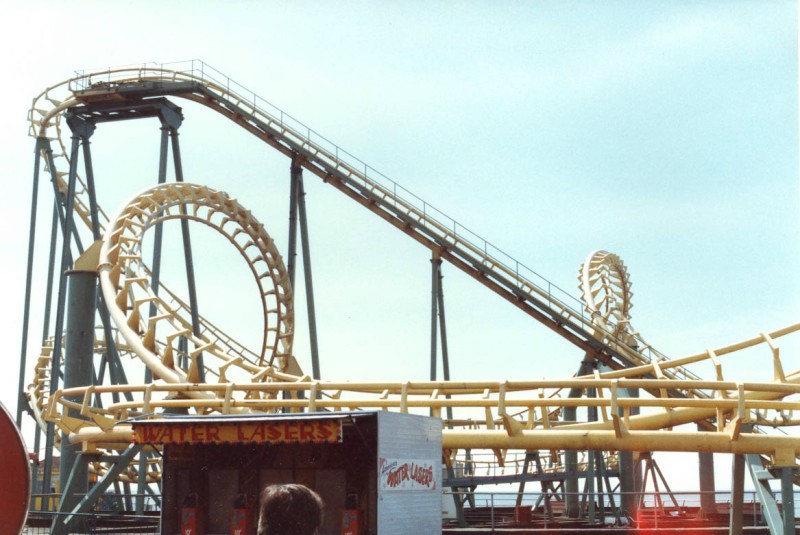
17,61,800,535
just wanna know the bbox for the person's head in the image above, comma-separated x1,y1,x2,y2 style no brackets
257,483,323,535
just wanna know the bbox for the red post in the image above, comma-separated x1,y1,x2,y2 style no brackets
230,508,248,535
341,509,359,535
181,507,202,535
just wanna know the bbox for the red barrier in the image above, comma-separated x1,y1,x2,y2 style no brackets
230,507,248,535
181,507,203,535
341,509,359,535
0,401,31,534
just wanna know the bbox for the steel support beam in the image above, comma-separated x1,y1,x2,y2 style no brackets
50,444,143,535
145,124,170,385
731,454,747,535
287,159,300,289
33,204,59,480
537,454,556,521
779,467,795,535
44,133,85,254
133,122,170,515
297,167,321,379
51,455,90,535
515,453,533,507
698,442,717,516
563,357,595,518
586,387,598,522
618,385,640,518
171,127,204,381
80,133,101,239
746,449,785,535
17,137,44,425
429,256,453,420
42,203,60,345
431,259,459,522
444,461,466,528
429,256,441,382
58,267,98,517
436,264,452,389
42,128,84,500
96,297,132,403
585,446,596,522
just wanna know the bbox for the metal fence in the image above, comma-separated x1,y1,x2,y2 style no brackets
23,511,158,534
23,489,799,532
25,493,159,534
445,489,800,529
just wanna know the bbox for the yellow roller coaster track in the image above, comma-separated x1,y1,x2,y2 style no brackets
25,61,799,474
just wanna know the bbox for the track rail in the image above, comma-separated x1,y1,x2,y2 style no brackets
98,182,294,380
43,321,800,458
25,62,800,482
31,60,682,378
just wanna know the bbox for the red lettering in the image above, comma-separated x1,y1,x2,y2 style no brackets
300,423,314,442
410,464,433,487
249,424,266,442
387,468,404,488
138,427,153,443
206,424,220,442
190,426,205,442
265,424,282,441
317,421,332,440
284,423,299,441
237,425,247,441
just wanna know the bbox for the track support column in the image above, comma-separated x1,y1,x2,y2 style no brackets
436,263,453,420
170,126,204,380
56,247,99,533
429,254,441,382
563,356,595,518
42,122,89,499
618,385,640,519
698,442,717,516
17,137,45,426
780,467,796,535
729,453,746,535
428,254,452,410
287,159,300,288
294,158,321,379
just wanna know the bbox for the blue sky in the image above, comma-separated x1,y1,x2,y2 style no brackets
0,1,796,490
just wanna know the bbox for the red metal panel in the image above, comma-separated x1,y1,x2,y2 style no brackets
0,401,31,534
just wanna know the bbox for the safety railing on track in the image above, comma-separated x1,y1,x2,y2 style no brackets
25,63,800,498
29,62,800,441
46,377,800,444
32,60,800,427
65,60,688,376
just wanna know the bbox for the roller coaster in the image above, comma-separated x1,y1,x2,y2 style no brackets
16,60,800,534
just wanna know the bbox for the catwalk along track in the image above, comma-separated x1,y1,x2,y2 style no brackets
18,61,799,533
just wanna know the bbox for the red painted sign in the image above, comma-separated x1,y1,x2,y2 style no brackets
133,419,342,445
378,457,437,491
0,401,31,534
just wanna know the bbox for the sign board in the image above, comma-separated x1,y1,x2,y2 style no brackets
0,401,30,534
134,419,342,445
378,457,437,491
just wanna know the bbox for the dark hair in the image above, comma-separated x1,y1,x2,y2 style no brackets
257,484,323,535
